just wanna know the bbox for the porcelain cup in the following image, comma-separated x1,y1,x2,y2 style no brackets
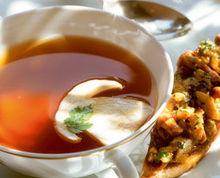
0,6,173,178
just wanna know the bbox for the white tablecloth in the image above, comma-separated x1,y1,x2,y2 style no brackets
0,0,220,177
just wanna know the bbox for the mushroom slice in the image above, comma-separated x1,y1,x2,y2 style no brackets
55,97,153,145
196,91,220,121
55,79,153,144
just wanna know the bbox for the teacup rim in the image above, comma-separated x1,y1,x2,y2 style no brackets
0,5,174,159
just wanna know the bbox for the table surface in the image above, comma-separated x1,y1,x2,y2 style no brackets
0,0,220,177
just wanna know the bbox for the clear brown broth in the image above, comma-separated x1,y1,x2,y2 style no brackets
0,36,157,153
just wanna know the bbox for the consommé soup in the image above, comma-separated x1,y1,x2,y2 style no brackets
0,36,157,153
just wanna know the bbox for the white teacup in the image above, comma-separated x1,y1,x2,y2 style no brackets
0,6,173,178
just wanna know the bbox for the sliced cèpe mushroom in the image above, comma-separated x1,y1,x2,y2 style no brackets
69,79,123,98
55,79,153,144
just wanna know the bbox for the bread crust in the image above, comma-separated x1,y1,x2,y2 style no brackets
142,144,209,178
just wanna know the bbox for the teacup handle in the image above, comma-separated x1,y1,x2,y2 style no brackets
95,150,139,178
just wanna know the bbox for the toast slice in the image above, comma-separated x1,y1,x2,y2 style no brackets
142,129,219,178
142,35,220,178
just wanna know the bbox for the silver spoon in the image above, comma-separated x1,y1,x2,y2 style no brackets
103,0,192,40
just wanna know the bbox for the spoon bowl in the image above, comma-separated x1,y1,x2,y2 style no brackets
103,0,192,40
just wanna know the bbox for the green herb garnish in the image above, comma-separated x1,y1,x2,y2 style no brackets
204,72,211,80
157,151,169,159
156,151,173,163
199,39,215,54
64,105,93,134
194,114,203,128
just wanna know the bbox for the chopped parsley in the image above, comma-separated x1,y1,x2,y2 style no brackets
199,39,215,54
204,72,211,80
157,151,168,159
194,114,204,128
64,105,93,134
156,151,173,163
